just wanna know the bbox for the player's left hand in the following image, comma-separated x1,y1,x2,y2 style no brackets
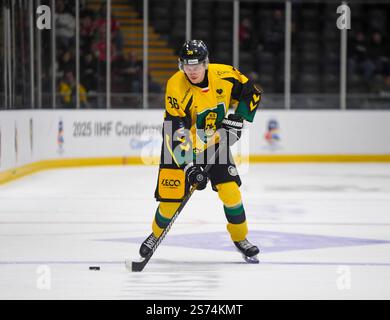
221,114,244,146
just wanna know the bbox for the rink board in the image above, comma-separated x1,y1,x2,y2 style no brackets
1,110,390,184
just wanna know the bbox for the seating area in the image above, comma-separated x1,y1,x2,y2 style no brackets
2,0,389,109
142,1,390,97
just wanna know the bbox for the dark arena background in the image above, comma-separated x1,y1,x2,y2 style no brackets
0,0,390,303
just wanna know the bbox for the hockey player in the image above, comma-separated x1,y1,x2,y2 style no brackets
138,40,263,263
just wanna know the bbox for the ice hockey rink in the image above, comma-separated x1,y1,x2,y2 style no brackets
1,163,390,300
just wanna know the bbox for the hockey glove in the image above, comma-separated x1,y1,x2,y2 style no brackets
184,163,208,190
221,114,244,146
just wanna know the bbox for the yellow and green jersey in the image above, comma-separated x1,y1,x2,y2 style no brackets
162,63,262,167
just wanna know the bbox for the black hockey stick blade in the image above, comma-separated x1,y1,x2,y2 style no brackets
130,257,150,272
125,257,149,272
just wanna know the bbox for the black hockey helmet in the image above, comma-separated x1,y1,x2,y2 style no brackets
178,40,209,70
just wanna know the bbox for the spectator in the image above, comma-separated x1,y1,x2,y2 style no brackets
80,12,96,53
94,5,123,52
81,52,98,92
58,50,75,77
112,51,161,93
92,34,120,64
368,31,390,76
109,15,124,53
58,71,89,108
348,31,376,82
56,0,76,50
113,51,142,92
262,9,284,53
239,18,253,50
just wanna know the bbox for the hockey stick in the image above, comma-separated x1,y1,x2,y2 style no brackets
128,141,227,272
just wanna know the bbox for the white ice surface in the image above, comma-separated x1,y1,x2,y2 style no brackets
0,163,390,299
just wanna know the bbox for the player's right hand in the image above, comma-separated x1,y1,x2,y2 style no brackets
184,163,208,190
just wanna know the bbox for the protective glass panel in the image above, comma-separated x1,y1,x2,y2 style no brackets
194,0,234,66
147,0,184,108
74,0,106,108
38,0,54,109
1,0,34,109
110,0,142,108
240,1,285,109
347,2,390,110
0,3,5,109
291,2,340,109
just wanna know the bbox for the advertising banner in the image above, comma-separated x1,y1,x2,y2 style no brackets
1,110,390,177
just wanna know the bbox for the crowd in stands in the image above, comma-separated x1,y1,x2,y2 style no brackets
348,30,390,95
234,2,390,95
3,0,386,110
51,0,390,108
54,0,155,108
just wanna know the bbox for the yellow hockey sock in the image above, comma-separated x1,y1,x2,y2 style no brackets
216,182,248,242
152,202,181,237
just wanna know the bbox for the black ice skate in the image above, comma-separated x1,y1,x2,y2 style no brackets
139,233,158,258
234,239,260,264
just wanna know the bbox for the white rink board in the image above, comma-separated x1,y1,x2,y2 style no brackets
250,111,390,155
0,110,165,171
0,111,35,170
1,110,390,172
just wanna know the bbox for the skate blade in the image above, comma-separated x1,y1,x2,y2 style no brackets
243,254,259,264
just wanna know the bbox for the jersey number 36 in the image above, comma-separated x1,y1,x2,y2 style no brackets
167,96,179,109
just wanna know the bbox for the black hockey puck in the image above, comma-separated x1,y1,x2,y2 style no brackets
89,266,100,271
